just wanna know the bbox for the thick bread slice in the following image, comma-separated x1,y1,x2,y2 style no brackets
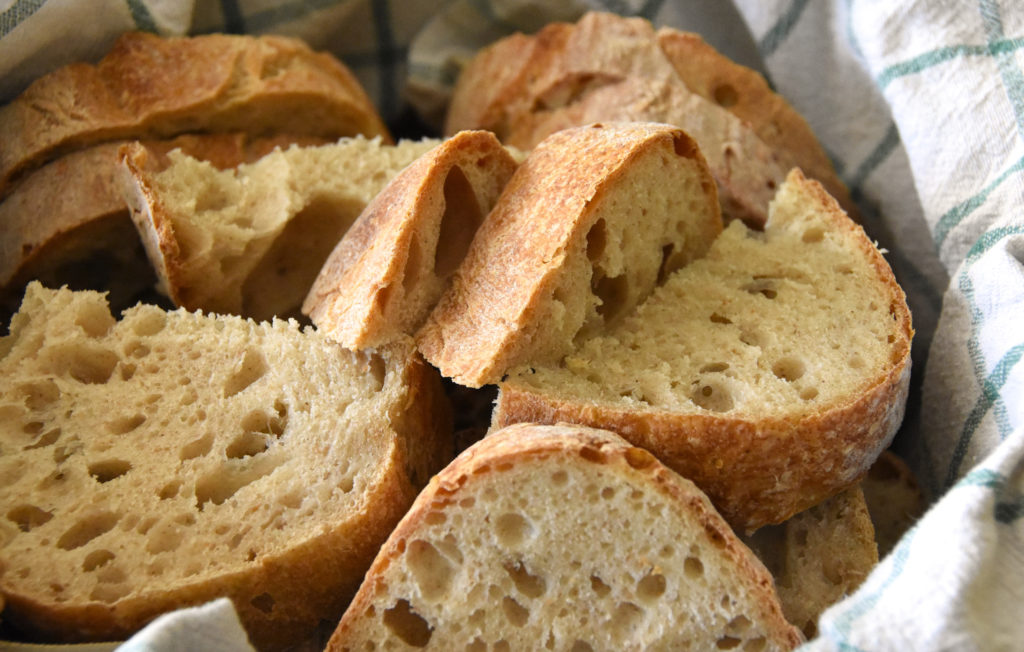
493,169,913,531
326,422,803,651
0,31,388,200
0,282,452,648
654,28,855,217
742,487,878,638
417,122,722,388
444,12,806,227
120,137,440,321
304,131,518,349
0,133,327,329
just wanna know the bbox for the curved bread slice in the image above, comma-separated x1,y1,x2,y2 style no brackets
417,122,722,388
0,133,327,329
493,169,913,531
120,137,440,321
655,28,855,217
0,31,388,200
861,450,925,557
304,131,518,349
742,486,878,638
327,422,803,651
0,283,452,648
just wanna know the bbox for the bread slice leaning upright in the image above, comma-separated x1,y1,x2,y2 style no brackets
493,169,913,532
0,282,452,648
327,422,803,651
417,121,723,387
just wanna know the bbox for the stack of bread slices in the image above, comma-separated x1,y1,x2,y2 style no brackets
0,11,917,651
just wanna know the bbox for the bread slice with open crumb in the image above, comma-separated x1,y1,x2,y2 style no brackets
0,282,452,649
304,130,518,349
326,422,803,651
492,169,913,531
417,122,722,388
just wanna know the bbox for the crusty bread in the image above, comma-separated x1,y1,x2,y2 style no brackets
0,31,389,200
0,133,327,330
861,450,925,557
417,122,723,388
0,282,452,648
492,169,913,531
443,11,840,228
120,136,440,321
326,422,803,651
304,130,518,349
742,487,878,638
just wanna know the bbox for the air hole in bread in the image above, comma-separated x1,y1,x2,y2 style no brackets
743,279,777,299
494,640,511,652
7,504,53,532
406,539,455,602
700,362,730,373
578,446,606,464
227,431,271,459
435,166,484,279
74,301,115,338
223,348,268,398
383,599,433,647
106,413,146,435
56,511,119,550
716,635,743,649
713,83,739,108
691,381,734,412
771,356,806,382
90,583,130,604
592,273,628,322
684,556,704,579
401,238,424,296
130,310,166,336
20,420,43,435
610,601,644,639
571,641,594,652
24,427,61,450
88,459,132,483
710,312,732,325
157,481,181,500
47,344,119,384
495,512,533,549
180,432,214,461
802,226,825,243
82,549,115,572
125,341,150,358
623,447,655,470
96,564,127,584
590,574,611,597
739,328,765,348
251,592,276,614
800,387,819,401
636,572,667,603
550,470,569,486
18,379,60,409
502,596,529,627
365,353,387,391
848,354,865,370
504,560,546,598
145,521,184,554
194,455,284,510
466,637,487,652
586,219,608,262
657,243,690,284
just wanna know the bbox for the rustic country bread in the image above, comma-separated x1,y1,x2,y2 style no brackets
304,130,518,349
120,136,440,321
492,169,913,531
444,11,811,227
0,133,327,331
861,450,926,557
655,28,855,217
742,487,878,638
417,122,722,388
0,282,452,648
327,422,803,651
0,31,389,200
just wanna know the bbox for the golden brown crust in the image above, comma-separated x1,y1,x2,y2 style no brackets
0,31,389,200
303,130,517,350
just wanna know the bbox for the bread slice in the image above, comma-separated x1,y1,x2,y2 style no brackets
492,169,913,531
444,11,816,227
861,450,925,557
0,282,452,648
417,122,723,388
120,136,440,321
326,422,803,651
0,133,328,330
304,131,518,349
0,31,389,200
742,486,878,638
654,28,855,217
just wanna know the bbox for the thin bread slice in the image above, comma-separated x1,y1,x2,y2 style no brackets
304,130,518,349
742,486,878,638
0,133,327,329
326,422,803,651
861,450,925,557
119,136,440,321
0,31,389,200
493,169,913,531
417,122,722,388
0,282,452,648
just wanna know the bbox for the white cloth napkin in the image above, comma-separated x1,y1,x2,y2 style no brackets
3,0,1022,650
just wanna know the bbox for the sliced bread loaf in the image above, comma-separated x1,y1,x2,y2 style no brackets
417,122,722,388
120,136,440,321
492,169,913,531
326,422,803,651
0,31,388,200
304,130,518,349
0,282,452,648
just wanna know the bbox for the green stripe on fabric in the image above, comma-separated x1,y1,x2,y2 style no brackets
876,44,988,90
758,0,811,57
944,343,1024,487
126,0,158,33
849,122,900,188
241,0,350,32
980,0,1024,137
0,0,47,38
933,153,1024,248
958,468,1024,524
959,467,1005,489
